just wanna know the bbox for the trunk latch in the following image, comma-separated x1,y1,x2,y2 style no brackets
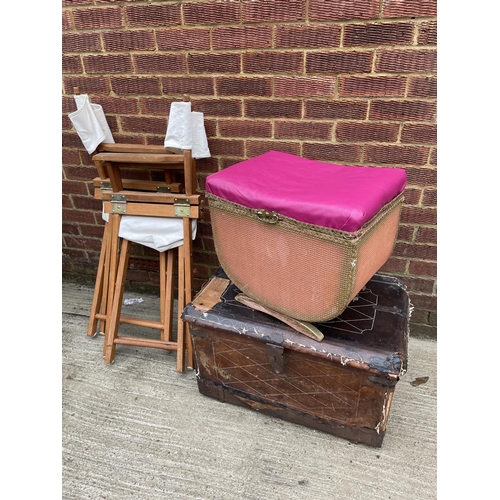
266,343,285,374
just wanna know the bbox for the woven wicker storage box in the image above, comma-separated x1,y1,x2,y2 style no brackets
206,151,406,323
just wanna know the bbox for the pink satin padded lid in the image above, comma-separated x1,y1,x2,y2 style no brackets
206,151,406,232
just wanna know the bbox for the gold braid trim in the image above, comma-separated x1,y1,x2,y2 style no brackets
206,192,404,247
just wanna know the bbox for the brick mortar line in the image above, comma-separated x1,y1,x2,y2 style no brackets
232,135,436,146
62,7,437,23
63,22,436,41
62,46,437,53
63,96,436,108
63,72,436,85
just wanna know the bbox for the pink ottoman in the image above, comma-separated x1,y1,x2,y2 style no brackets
206,151,406,322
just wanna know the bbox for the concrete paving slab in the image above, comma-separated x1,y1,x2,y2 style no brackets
62,281,437,500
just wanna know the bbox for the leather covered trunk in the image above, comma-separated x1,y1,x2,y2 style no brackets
182,269,410,448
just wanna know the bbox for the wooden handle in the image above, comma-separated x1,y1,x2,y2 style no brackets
235,294,324,342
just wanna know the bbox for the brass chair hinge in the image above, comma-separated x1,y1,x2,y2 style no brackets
111,194,126,214
174,198,191,217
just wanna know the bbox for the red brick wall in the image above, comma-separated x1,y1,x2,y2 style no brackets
62,0,437,338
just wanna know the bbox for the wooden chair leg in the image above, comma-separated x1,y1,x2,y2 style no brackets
176,244,186,373
160,249,175,343
99,223,113,335
159,250,166,337
87,222,110,337
183,218,195,370
104,237,130,364
103,213,122,357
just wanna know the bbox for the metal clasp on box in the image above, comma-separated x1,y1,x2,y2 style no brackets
256,209,280,224
110,194,126,214
174,198,191,217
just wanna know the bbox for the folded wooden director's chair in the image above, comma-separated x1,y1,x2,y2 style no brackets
83,92,201,372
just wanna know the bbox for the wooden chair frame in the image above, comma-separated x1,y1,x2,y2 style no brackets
83,96,201,372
